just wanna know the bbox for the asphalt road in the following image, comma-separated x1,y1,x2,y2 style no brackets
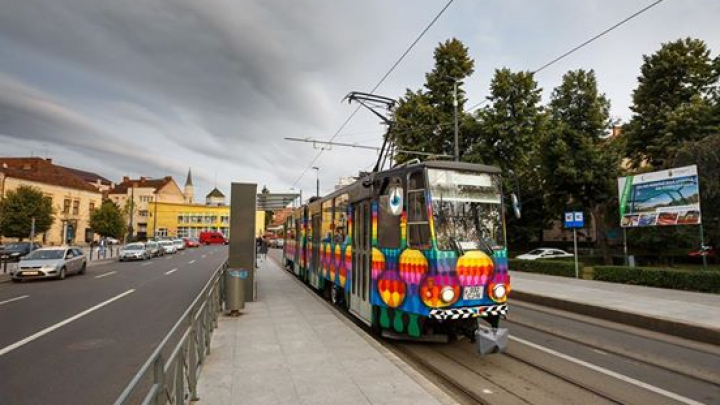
0,245,228,405
269,249,720,405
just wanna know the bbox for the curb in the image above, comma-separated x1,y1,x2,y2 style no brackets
511,290,720,346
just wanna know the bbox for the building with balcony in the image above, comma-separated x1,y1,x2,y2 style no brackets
148,201,265,240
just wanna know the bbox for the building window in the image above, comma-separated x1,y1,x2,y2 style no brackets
140,196,153,203
157,228,167,237
89,202,95,214
63,199,71,214
178,227,189,238
72,200,80,215
138,210,148,217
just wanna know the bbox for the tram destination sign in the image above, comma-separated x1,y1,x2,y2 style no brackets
618,165,701,228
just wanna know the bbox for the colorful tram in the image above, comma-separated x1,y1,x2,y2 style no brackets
283,160,510,353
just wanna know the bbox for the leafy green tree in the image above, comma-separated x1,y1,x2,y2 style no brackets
90,200,127,239
466,68,549,246
624,38,720,168
393,38,475,162
0,185,55,240
539,69,621,263
673,133,720,247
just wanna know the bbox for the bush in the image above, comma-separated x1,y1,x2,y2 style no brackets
593,266,720,294
509,259,579,278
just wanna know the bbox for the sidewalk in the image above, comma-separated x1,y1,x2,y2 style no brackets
510,270,720,344
197,258,456,405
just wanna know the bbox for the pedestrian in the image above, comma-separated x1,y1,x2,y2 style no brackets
99,237,107,258
260,237,269,260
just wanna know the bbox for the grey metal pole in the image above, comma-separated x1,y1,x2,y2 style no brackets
623,227,628,266
453,81,459,162
573,228,579,278
29,217,36,248
699,223,708,271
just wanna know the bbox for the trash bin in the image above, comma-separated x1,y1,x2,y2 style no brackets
225,268,248,314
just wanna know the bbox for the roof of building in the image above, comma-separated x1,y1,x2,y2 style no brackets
58,166,113,186
0,157,99,192
206,187,225,199
185,168,193,187
108,176,174,194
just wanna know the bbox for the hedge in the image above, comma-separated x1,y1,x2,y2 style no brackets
593,266,720,294
509,259,579,278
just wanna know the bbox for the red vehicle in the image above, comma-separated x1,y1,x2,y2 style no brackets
183,237,200,248
199,232,227,245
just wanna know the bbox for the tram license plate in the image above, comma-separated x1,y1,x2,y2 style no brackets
463,286,484,300
22,271,39,276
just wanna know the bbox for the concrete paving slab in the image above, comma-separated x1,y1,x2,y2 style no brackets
196,258,457,405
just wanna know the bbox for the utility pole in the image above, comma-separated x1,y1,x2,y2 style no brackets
152,191,158,239
453,80,459,162
127,183,135,243
312,167,320,197
29,217,36,249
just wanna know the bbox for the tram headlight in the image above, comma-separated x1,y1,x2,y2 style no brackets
440,286,456,303
492,284,507,300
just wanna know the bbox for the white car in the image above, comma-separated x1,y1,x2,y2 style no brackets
159,240,177,254
516,248,574,261
119,243,151,261
173,239,186,251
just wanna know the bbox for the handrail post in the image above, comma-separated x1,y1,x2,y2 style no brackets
152,355,165,405
188,327,200,401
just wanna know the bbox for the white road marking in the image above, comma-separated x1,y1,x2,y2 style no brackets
140,261,154,267
188,260,196,264
481,389,493,394
201,255,207,259
94,271,117,279
511,336,706,405
593,349,609,356
0,295,29,306
0,289,135,357
165,268,178,275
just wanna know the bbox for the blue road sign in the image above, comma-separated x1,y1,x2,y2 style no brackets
564,211,584,228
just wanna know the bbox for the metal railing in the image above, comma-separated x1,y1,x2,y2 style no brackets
114,260,228,405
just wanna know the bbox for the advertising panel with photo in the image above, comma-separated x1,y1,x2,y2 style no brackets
618,165,701,228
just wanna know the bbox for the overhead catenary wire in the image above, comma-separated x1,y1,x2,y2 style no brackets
467,0,666,112
291,0,456,189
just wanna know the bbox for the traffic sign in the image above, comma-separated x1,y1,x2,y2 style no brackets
564,211,584,228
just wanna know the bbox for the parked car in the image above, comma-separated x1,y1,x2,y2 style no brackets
146,241,164,257
199,231,227,245
183,237,200,248
1,242,42,262
119,243,151,261
173,239,186,251
12,246,86,281
516,248,574,261
159,240,177,255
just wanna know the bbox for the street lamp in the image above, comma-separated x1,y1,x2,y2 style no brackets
445,76,460,162
312,167,320,197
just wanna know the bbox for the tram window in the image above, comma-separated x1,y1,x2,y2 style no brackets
407,171,430,249
321,200,333,242
378,195,401,248
334,194,349,244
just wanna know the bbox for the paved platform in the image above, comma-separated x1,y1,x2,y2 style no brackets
196,257,456,405
510,270,720,343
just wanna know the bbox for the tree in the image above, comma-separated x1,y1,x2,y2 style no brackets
393,38,475,162
90,200,127,239
624,38,720,168
0,185,55,240
466,68,549,246
539,69,621,263
261,186,274,230
673,133,720,247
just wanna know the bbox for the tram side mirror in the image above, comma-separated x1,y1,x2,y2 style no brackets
511,193,521,220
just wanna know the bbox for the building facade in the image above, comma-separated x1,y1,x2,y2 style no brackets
108,176,185,239
148,201,265,239
0,158,103,246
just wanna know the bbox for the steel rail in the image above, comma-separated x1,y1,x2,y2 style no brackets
113,260,228,405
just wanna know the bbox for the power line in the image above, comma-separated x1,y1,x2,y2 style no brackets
291,0,455,188
467,0,666,112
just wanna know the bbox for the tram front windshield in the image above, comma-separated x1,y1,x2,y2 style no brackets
428,169,505,254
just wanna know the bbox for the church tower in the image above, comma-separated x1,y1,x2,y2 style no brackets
184,168,194,204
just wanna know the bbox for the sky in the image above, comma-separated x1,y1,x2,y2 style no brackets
0,0,719,202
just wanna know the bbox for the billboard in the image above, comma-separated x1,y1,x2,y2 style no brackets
618,165,701,228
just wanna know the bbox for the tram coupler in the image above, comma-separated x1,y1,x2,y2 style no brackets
475,325,508,356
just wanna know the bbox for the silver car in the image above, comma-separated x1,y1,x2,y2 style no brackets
12,247,87,282
146,241,163,257
159,240,177,254
119,243,151,261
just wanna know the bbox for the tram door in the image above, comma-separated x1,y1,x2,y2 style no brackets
310,214,321,288
350,200,372,325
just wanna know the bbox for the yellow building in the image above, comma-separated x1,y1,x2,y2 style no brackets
148,201,265,239
0,157,103,246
